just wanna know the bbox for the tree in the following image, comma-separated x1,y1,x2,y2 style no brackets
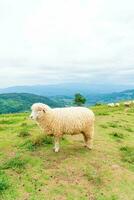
74,93,86,106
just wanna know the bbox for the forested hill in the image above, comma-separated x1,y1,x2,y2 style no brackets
0,93,60,114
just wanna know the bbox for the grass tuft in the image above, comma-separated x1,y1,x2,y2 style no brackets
110,132,124,140
107,122,118,128
0,119,14,125
124,127,133,133
100,124,108,129
1,155,27,171
19,135,53,151
96,111,109,116
18,130,30,137
120,146,134,165
0,171,9,193
20,122,27,127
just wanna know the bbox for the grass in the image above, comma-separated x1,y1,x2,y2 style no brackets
0,171,9,193
100,124,108,129
19,135,53,151
120,146,134,165
110,131,124,140
107,122,119,128
84,166,102,185
124,127,133,132
0,105,134,199
1,155,27,171
18,130,30,137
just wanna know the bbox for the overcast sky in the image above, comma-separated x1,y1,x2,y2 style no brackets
0,0,134,89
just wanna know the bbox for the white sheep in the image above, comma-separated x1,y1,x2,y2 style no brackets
115,103,120,107
108,103,115,107
124,101,132,107
30,103,95,152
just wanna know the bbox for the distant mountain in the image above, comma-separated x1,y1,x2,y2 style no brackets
0,84,87,96
0,83,133,96
85,89,134,105
0,93,61,114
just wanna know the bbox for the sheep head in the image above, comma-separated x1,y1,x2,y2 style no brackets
30,103,51,120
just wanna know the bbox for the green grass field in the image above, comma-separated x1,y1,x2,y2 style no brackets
0,105,134,200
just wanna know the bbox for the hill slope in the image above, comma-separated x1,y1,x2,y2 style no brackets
0,105,133,199
0,93,60,114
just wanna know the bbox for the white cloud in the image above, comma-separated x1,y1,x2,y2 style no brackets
0,0,134,88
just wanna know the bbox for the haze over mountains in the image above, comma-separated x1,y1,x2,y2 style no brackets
0,83,134,96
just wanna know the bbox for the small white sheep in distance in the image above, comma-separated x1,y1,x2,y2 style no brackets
108,103,115,107
30,103,95,152
124,101,132,107
115,103,120,107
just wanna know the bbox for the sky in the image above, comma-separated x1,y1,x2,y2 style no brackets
0,0,134,89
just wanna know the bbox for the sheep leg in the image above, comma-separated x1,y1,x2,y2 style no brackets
83,125,94,150
53,137,60,153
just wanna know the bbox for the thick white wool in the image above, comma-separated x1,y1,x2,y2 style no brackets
31,103,95,138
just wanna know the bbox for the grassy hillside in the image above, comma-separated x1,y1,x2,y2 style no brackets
0,105,134,200
0,93,60,114
86,89,134,105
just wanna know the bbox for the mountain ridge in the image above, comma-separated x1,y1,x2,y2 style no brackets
0,93,61,114
1,83,134,96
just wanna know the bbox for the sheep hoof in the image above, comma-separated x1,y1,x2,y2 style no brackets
84,145,93,150
55,149,59,153
87,146,93,150
53,148,60,153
